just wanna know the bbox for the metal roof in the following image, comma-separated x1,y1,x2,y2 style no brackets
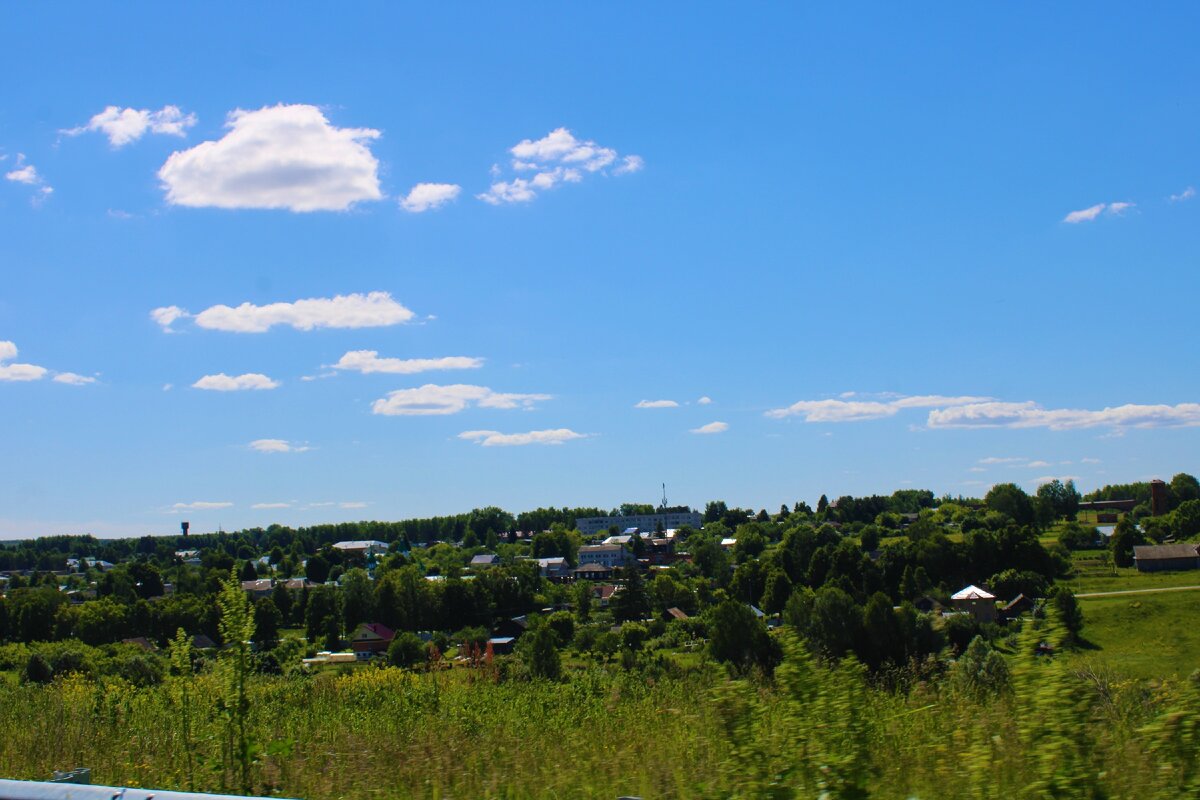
951,584,995,600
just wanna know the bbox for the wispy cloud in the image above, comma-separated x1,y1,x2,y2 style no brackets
478,127,641,205
399,182,461,212
63,105,196,147
249,439,309,453
154,291,415,333
928,401,1200,430
979,456,1025,465
765,394,989,422
192,373,280,391
53,373,97,386
697,396,713,405
171,501,232,511
252,502,291,510
1063,202,1134,223
635,399,679,409
372,384,550,416
691,421,729,434
158,104,382,212
1170,186,1195,203
458,428,589,447
331,350,483,375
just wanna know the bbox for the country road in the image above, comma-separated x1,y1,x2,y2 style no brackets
1076,585,1200,599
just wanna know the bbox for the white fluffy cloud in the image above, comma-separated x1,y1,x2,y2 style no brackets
1063,202,1134,223
691,421,729,434
0,341,48,382
1169,186,1195,202
4,154,52,202
635,399,679,409
172,501,232,511
478,127,641,205
331,350,483,375
158,104,383,212
192,373,280,391
765,394,989,422
371,384,550,416
252,502,292,509
458,428,588,447
697,396,713,405
154,291,414,333
64,105,197,147
249,439,309,453
399,182,461,212
53,373,96,386
151,306,188,331
927,401,1200,430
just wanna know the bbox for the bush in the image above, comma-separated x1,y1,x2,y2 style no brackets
120,653,165,686
388,633,428,669
22,652,53,684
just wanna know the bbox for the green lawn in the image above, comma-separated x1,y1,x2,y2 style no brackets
1073,589,1200,680
1064,566,1200,595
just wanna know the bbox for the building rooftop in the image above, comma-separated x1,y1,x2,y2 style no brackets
951,584,995,601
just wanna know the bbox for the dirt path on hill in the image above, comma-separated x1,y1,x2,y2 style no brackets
1076,585,1200,598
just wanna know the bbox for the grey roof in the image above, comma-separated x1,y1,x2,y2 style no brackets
1133,543,1200,561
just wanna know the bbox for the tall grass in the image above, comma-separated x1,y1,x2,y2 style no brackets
0,628,1196,799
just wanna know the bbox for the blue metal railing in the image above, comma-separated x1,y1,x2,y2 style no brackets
0,779,296,800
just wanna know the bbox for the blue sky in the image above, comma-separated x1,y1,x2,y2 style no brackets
2,4,1198,538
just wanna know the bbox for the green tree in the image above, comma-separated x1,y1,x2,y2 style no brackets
518,620,561,680
305,586,341,648
271,581,293,625
572,580,592,622
305,554,331,585
387,632,427,668
340,568,375,631
951,635,1009,701
1170,473,1200,507
706,599,780,675
985,483,1035,527
1037,479,1082,520
760,569,793,615
546,610,575,646
611,568,650,622
253,598,283,648
1051,587,1084,644
1110,516,1148,568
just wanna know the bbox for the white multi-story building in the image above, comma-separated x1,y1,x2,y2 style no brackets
576,544,635,569
575,511,702,536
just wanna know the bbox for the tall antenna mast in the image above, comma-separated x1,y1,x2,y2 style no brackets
661,482,668,509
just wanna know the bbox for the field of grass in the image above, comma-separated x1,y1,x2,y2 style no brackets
1064,566,1200,595
1074,589,1200,680
2,626,1198,799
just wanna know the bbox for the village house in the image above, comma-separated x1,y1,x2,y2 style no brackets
1133,543,1200,572
470,553,500,569
241,578,274,599
351,622,395,655
573,563,614,581
951,584,997,623
534,556,570,579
